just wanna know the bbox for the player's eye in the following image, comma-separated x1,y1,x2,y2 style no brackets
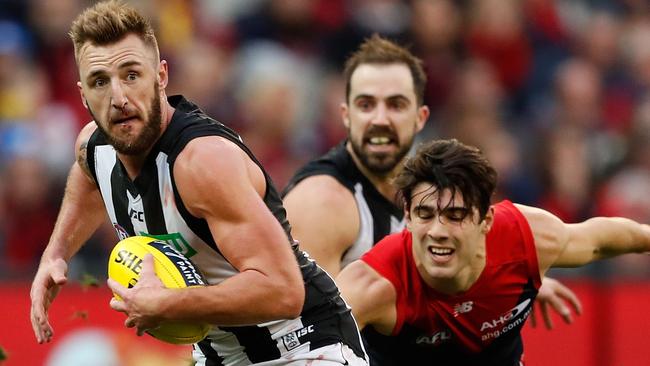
93,78,107,87
444,208,469,222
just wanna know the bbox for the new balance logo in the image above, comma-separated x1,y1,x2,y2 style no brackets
453,301,474,317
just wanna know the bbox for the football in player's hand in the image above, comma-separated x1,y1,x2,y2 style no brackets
108,235,210,344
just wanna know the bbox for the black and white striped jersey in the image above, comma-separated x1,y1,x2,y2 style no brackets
283,141,406,268
86,95,365,365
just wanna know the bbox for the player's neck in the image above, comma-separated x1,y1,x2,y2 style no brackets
420,243,487,295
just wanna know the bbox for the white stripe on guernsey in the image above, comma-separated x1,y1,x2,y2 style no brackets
199,329,253,366
95,145,118,225
155,152,174,232
340,183,374,268
390,214,406,235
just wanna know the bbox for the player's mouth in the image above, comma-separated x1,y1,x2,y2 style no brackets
112,116,138,125
428,246,455,264
365,135,397,152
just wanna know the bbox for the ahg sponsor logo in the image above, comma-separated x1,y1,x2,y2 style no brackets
480,299,533,341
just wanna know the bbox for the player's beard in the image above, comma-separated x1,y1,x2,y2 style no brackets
89,82,162,156
349,125,415,177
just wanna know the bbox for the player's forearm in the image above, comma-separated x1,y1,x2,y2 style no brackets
581,217,650,260
590,217,650,259
41,164,105,263
158,269,305,325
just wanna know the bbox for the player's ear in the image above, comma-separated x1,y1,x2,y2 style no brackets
416,105,429,133
341,102,350,129
404,207,412,231
78,81,87,108
158,60,169,89
480,206,495,234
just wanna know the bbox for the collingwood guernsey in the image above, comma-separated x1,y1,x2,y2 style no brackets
86,95,365,365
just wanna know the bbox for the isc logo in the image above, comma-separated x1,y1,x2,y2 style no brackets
114,249,143,275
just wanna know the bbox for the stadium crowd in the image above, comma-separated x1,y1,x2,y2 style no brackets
1,0,650,281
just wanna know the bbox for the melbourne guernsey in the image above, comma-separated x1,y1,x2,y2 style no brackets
361,201,541,366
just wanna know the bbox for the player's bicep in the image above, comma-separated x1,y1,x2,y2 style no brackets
518,204,591,273
337,261,396,333
174,138,295,271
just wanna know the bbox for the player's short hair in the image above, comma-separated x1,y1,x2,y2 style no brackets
69,0,159,64
394,139,497,221
343,34,427,106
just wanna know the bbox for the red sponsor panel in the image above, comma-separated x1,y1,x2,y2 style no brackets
522,280,599,366
2,281,650,365
609,282,650,366
0,282,191,366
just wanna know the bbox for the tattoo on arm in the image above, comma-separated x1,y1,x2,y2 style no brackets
77,141,94,181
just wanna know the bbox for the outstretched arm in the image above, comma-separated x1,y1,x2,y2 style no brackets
531,277,582,329
516,203,650,274
30,122,107,343
283,175,359,277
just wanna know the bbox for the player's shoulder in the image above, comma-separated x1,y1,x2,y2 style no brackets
75,121,98,149
283,175,359,220
178,135,247,168
287,174,353,202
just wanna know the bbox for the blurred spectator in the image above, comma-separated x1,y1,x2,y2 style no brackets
232,41,321,188
465,0,532,96
0,156,57,278
410,0,463,114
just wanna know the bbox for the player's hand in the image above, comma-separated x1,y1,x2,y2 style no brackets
30,257,68,343
531,276,582,329
108,254,167,336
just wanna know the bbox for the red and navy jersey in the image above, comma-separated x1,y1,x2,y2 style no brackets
361,201,541,366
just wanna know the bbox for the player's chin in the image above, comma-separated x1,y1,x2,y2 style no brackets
425,263,459,280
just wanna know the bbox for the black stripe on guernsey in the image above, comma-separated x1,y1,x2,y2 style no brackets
219,326,279,363
196,341,225,366
147,240,206,286
133,159,167,234
111,163,135,235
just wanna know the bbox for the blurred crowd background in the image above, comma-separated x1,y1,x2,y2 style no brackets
1,0,650,282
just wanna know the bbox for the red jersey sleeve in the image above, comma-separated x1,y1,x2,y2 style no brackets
496,200,542,289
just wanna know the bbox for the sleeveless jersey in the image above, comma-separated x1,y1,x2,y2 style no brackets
283,141,405,268
361,201,541,366
87,95,365,366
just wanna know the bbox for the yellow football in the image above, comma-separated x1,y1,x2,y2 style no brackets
108,235,211,344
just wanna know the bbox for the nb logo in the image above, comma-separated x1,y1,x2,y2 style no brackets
453,301,474,317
